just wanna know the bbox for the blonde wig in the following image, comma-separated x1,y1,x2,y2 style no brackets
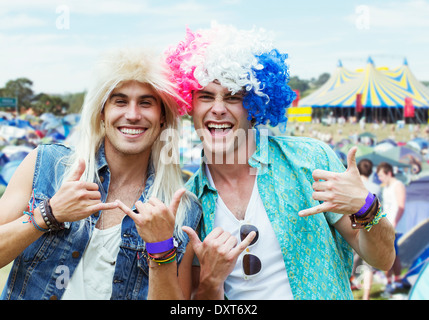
62,48,195,239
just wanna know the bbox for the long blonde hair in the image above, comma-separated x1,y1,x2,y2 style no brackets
62,48,196,239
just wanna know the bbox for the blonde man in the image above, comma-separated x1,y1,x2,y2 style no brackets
0,48,201,300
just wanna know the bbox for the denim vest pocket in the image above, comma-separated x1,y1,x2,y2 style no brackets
21,233,59,265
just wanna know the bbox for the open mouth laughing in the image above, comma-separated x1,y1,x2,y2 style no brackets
206,122,233,136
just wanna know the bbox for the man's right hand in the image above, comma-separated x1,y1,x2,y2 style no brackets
182,226,256,299
49,159,118,223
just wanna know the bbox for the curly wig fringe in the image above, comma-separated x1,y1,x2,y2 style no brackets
164,22,296,127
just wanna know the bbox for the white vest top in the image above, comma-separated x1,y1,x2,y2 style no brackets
206,165,294,299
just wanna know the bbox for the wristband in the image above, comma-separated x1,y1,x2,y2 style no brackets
350,195,384,230
355,192,375,217
146,237,176,254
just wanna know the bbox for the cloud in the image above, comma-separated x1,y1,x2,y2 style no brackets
0,13,46,29
0,0,149,15
0,31,99,93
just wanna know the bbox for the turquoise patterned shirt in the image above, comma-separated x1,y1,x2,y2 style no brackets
186,131,354,300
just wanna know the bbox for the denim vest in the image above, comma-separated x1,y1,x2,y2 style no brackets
1,143,201,300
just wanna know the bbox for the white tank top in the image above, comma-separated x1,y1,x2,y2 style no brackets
382,180,400,224
206,165,294,300
62,223,122,300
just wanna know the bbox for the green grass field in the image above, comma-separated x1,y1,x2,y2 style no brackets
278,120,429,144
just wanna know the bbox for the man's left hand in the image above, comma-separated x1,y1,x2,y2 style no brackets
298,146,368,217
116,188,186,243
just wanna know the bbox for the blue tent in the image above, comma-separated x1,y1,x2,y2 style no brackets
0,160,22,185
409,258,429,299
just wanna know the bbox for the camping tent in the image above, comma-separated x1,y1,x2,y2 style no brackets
408,258,429,300
397,175,429,235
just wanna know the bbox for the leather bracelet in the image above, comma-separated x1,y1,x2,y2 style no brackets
349,196,379,229
40,199,64,231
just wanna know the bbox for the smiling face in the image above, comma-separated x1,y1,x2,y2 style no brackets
191,81,252,162
101,80,165,159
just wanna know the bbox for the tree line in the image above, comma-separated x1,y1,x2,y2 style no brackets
0,78,84,116
288,73,330,98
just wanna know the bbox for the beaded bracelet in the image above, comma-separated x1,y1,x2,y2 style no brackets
147,249,177,268
364,206,386,232
147,247,177,260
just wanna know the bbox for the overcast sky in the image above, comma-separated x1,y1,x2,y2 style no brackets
1,0,428,94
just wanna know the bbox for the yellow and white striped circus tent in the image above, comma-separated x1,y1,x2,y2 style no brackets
299,58,429,111
382,59,429,106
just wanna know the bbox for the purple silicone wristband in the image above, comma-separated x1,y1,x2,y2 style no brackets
146,237,174,254
355,192,375,217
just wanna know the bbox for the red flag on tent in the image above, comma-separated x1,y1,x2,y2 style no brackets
355,93,363,113
404,97,414,118
292,90,300,107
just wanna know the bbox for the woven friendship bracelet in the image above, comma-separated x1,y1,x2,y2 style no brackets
364,206,386,232
23,191,49,232
141,247,178,268
23,210,49,232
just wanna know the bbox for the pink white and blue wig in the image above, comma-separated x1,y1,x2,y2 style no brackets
165,22,296,127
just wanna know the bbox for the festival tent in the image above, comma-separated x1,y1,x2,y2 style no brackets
398,218,429,299
298,60,359,107
0,145,32,186
396,174,429,295
0,160,21,186
374,140,397,153
339,144,373,157
299,58,429,122
396,175,429,297
383,59,429,106
383,145,422,163
356,152,411,169
407,137,429,152
0,113,81,187
408,257,429,300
